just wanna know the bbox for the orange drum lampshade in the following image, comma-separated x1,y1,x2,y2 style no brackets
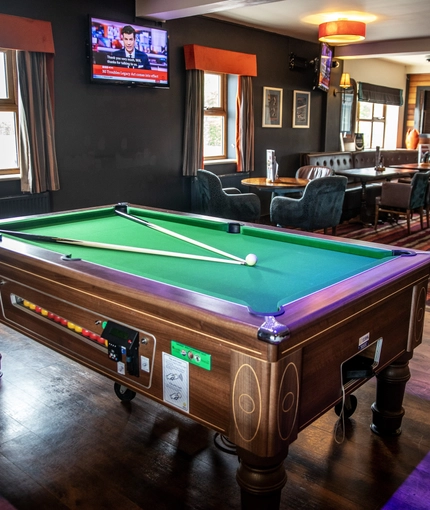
319,20,366,44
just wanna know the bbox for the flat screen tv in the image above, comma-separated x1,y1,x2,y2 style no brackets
314,42,333,92
89,16,169,88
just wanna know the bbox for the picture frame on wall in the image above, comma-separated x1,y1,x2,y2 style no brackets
262,87,283,128
292,90,310,128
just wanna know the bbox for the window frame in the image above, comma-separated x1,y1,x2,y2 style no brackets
0,48,20,176
203,71,227,161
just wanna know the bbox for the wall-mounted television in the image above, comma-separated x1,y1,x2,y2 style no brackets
89,16,169,88
314,42,333,92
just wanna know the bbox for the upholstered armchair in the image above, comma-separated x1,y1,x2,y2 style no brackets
270,176,348,235
196,169,261,222
374,171,430,234
275,165,334,198
295,165,334,179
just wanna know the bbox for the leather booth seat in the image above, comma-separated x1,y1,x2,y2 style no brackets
302,149,419,221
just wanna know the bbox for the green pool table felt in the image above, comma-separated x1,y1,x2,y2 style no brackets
0,206,395,314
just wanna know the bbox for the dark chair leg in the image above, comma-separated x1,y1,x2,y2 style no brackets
374,205,380,231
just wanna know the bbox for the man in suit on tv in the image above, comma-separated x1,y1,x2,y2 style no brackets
112,25,151,69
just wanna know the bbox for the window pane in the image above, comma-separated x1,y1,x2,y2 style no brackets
373,103,384,119
358,102,372,120
384,105,399,149
357,121,372,149
204,115,224,157
372,122,385,147
0,51,8,99
204,73,221,108
0,112,18,169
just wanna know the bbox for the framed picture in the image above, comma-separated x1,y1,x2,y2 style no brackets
262,87,283,128
292,90,310,128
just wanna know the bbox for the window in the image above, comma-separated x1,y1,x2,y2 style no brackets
357,101,399,149
356,83,402,150
357,102,385,149
204,72,226,160
0,49,19,175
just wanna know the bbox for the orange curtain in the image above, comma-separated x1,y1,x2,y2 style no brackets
0,13,55,102
0,13,54,52
184,44,257,76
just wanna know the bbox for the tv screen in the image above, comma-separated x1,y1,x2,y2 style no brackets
89,16,169,88
315,42,333,92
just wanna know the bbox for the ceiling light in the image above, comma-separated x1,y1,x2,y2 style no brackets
319,20,366,45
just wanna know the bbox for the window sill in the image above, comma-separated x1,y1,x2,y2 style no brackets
204,159,237,166
0,174,21,182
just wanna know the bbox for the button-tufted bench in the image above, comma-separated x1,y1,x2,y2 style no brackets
302,149,418,222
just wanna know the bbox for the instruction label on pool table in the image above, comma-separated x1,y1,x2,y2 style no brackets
162,353,189,412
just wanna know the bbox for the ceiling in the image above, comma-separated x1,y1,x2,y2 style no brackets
135,0,430,70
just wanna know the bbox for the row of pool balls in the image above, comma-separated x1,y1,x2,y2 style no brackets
20,299,107,347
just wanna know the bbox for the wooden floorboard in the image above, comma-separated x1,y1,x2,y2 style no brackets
1,312,430,509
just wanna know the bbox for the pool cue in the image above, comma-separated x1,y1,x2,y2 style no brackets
0,230,246,265
114,208,246,264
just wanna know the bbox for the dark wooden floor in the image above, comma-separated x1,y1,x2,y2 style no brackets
1,312,429,510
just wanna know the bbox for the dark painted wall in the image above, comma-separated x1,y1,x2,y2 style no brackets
0,0,341,213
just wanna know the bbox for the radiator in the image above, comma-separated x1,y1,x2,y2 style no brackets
0,192,51,219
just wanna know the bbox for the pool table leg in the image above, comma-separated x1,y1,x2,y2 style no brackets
235,447,288,510
370,352,412,436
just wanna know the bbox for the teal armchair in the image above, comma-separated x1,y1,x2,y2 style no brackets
196,169,261,222
270,176,348,234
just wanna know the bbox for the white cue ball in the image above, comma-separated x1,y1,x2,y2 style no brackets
245,253,258,266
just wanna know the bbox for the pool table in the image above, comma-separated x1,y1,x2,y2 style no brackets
0,204,429,509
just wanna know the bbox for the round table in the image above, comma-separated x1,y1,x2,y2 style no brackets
241,177,309,190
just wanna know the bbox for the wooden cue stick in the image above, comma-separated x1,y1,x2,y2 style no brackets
114,209,246,264
0,230,245,265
